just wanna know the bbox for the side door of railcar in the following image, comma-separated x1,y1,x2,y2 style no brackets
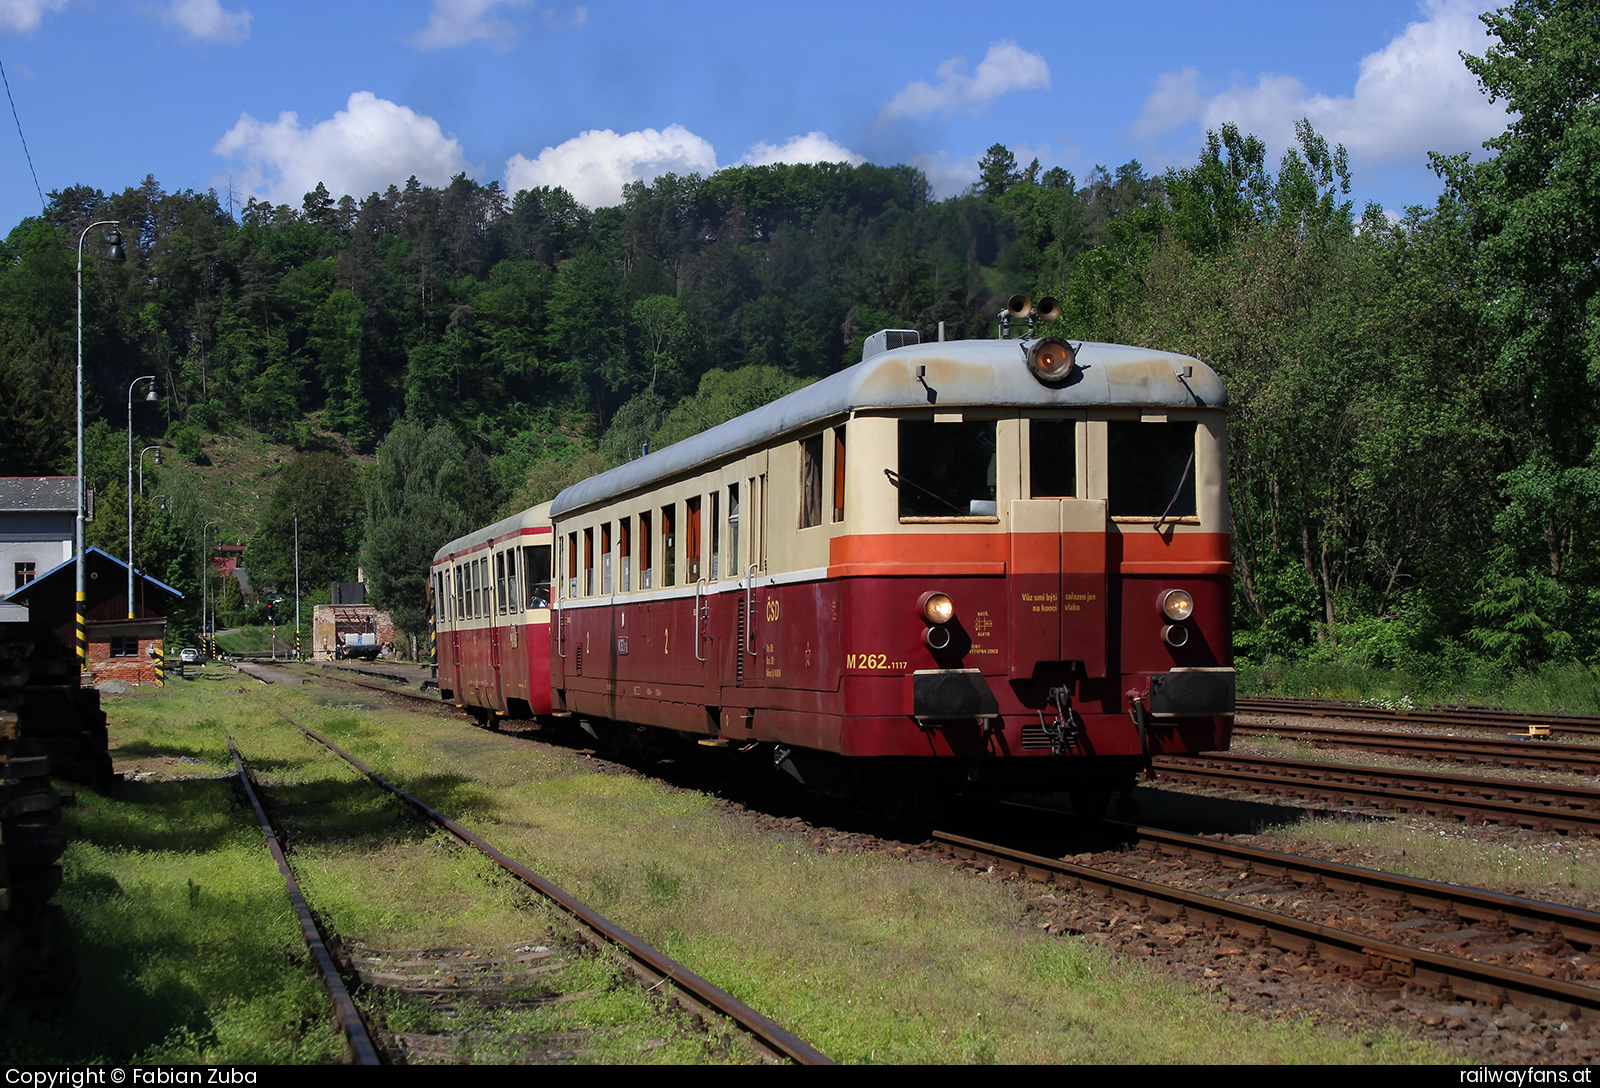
488,543,506,713
724,450,770,698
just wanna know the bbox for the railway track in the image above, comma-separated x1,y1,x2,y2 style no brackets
225,729,382,1065
1232,722,1600,775
1238,697,1600,738
1153,753,1600,835
252,698,832,1065
933,826,1600,1019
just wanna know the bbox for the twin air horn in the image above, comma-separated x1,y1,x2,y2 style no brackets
998,294,1062,339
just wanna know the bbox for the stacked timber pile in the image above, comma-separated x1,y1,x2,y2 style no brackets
1,628,111,790
0,625,76,1012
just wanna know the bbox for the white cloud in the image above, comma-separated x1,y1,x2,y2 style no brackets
879,40,1050,124
147,0,251,45
504,124,717,209
0,0,66,34
411,0,533,49
213,91,471,206
1132,0,1508,164
911,150,982,200
742,132,864,167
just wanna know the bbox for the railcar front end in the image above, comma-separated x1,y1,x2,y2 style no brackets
431,504,556,721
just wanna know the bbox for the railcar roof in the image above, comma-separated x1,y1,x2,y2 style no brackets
433,501,552,564
551,337,1222,519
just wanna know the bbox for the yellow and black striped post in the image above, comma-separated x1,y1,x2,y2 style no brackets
295,629,301,660
75,590,86,671
152,644,164,687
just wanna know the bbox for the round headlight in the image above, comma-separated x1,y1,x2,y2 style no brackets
1162,624,1190,648
919,591,955,625
1027,336,1078,384
1160,589,1194,622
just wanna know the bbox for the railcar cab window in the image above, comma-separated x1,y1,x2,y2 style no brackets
1109,420,1197,518
496,552,508,614
506,550,519,613
896,419,998,519
524,544,551,608
1030,420,1077,498
727,485,740,573
602,523,613,595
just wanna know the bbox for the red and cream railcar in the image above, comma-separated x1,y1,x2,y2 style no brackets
540,328,1234,811
431,504,555,719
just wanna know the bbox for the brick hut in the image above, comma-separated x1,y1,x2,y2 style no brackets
3,547,183,685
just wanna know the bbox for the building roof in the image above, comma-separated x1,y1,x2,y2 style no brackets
3,546,184,603
551,336,1223,518
0,477,76,513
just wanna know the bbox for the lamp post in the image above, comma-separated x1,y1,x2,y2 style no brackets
293,506,301,660
203,521,218,659
127,376,158,620
76,221,125,671
138,445,161,494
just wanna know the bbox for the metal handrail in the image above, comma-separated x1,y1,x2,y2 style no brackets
745,564,758,657
694,578,708,662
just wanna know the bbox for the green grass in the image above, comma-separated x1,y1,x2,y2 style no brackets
1240,657,1600,717
12,679,1454,1064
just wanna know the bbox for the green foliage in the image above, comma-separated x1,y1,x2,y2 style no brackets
248,451,363,596
363,421,504,634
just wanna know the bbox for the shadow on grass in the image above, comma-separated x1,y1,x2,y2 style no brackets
69,779,248,855
257,771,500,853
112,739,214,761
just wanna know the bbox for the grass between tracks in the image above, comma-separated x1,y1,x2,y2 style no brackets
1240,658,1600,717
11,669,1447,1064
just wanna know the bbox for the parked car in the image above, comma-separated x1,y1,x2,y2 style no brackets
179,647,201,664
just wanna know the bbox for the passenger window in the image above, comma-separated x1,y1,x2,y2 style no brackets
728,484,740,574
800,435,823,528
567,533,578,598
1109,421,1197,517
583,528,594,596
523,545,551,608
619,518,632,593
662,505,676,587
454,565,464,619
602,523,613,595
640,511,653,589
895,420,997,518
496,551,507,614
709,491,720,580
686,497,702,581
1030,420,1077,498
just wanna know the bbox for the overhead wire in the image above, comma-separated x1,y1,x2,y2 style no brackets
0,56,45,213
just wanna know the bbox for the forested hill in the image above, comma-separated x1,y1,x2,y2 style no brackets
1,3,1595,681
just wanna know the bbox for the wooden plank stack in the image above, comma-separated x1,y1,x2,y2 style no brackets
0,624,77,1012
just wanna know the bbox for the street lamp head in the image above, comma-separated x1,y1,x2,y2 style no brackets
104,230,126,262
144,384,160,402
154,448,163,465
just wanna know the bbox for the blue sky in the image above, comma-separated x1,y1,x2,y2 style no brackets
0,0,1510,231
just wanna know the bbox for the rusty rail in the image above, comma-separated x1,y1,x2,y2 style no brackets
934,829,1600,1018
225,731,381,1065
1237,697,1600,737
260,699,832,1066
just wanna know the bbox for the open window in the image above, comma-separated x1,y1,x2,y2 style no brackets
523,544,551,608
800,435,824,528
1109,421,1196,518
1029,420,1076,498
896,420,998,519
